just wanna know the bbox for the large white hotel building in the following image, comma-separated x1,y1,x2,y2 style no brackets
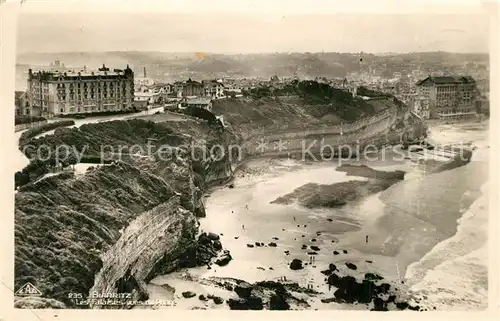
27,64,134,117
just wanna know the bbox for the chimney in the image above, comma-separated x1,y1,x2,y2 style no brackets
84,65,87,72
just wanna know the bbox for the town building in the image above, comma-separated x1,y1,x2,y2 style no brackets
181,79,204,97
181,97,213,111
414,76,478,119
203,80,225,99
15,91,30,116
27,64,134,117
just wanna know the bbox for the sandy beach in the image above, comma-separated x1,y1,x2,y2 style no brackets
145,120,488,310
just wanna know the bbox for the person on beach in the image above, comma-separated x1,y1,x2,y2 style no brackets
293,216,296,221
242,224,245,230
366,235,369,244
245,205,249,210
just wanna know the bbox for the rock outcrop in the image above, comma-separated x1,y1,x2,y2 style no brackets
90,197,199,306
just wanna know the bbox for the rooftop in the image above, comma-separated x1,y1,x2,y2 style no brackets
29,64,132,78
416,76,476,86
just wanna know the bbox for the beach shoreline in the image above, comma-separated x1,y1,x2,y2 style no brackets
147,120,487,310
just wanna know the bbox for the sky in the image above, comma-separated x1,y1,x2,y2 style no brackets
15,5,490,54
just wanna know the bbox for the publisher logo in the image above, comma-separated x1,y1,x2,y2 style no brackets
15,282,42,297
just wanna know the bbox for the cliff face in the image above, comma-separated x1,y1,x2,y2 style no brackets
15,162,177,307
15,120,234,308
90,197,199,305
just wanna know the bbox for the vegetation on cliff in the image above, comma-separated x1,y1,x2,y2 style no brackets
18,120,76,146
15,162,177,307
240,80,376,121
15,119,238,307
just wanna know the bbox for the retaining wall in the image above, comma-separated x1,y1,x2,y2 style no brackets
15,120,48,132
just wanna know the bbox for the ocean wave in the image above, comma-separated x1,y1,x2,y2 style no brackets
405,181,488,310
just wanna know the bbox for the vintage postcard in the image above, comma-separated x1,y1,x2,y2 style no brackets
0,0,498,319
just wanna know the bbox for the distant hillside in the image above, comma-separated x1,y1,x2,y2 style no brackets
15,51,489,90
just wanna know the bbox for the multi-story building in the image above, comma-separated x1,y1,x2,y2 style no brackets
414,76,478,119
14,91,30,116
203,80,225,99
27,64,134,117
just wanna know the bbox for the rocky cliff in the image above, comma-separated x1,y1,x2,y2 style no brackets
15,120,234,308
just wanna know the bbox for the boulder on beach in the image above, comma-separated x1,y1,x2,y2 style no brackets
333,251,339,255
235,282,253,298
327,218,333,222
345,262,357,270
269,292,290,310
311,238,317,242
327,273,340,286
289,259,304,270
372,297,388,311
272,237,279,240
213,240,223,251
215,252,232,266
160,283,176,293
208,232,220,241
343,250,348,254
366,260,373,263
213,296,224,305
247,244,254,248
307,251,318,255
228,184,234,188
198,233,211,245
364,273,383,281
321,269,333,276
182,291,196,298
268,242,278,247
325,270,420,310
329,263,337,271
198,294,207,301
227,296,263,310
301,245,307,249
310,245,320,251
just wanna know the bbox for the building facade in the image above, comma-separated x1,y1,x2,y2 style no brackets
15,91,30,116
181,97,213,111
414,76,478,119
182,79,204,97
27,64,134,117
202,80,225,99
